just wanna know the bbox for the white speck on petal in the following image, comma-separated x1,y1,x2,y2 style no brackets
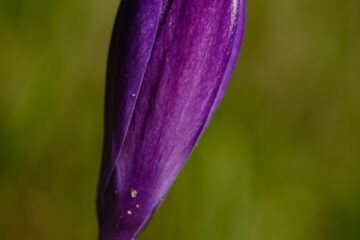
130,188,138,198
127,210,132,215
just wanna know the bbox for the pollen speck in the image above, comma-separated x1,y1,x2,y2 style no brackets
127,210,132,215
130,93,136,98
136,204,140,208
130,188,138,198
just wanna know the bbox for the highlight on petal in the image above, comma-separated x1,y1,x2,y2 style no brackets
97,1,246,239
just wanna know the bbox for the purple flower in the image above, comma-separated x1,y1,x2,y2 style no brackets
97,0,246,239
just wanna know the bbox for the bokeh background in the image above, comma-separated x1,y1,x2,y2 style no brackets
1,0,360,239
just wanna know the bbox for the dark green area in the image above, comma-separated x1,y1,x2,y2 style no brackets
1,0,359,239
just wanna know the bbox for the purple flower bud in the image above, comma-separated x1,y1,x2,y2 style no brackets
97,0,246,239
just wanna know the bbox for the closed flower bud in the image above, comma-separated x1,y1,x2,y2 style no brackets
97,0,246,239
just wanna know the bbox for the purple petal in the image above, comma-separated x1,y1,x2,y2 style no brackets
97,1,246,239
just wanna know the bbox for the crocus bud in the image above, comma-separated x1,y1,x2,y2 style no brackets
97,0,246,239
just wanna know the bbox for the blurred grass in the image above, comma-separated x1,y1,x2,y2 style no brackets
0,0,359,239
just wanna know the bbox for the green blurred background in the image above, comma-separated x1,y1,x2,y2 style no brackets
1,0,360,239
